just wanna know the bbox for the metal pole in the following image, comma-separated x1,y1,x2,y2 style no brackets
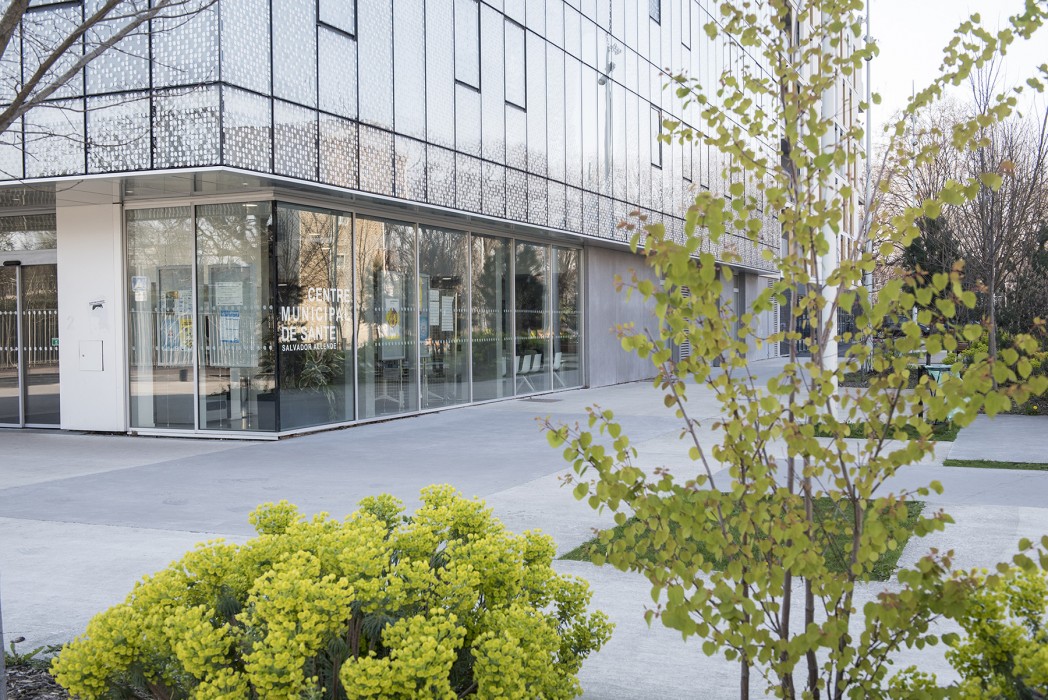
1,572,8,700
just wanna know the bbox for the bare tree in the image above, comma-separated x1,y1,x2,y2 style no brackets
957,65,1048,366
879,73,1048,360
0,0,217,169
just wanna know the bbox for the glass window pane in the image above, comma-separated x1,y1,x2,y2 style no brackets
276,205,354,429
87,92,151,173
0,213,57,251
471,235,511,401
220,0,271,94
24,99,85,177
274,100,318,180
552,248,580,388
319,28,357,119
514,242,549,394
152,0,218,88
272,0,318,107
355,217,417,418
425,0,455,147
23,5,83,99
393,1,425,139
127,207,195,430
320,0,357,34
419,227,469,410
454,0,480,88
505,19,526,108
525,32,546,174
196,202,276,431
358,0,393,128
86,0,149,94
480,5,505,163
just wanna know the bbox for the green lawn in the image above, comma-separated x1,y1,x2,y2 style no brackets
812,421,960,442
943,459,1048,471
562,499,924,582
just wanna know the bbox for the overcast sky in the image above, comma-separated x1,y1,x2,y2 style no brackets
869,0,1045,137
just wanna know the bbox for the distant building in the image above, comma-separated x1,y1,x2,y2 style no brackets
0,0,782,436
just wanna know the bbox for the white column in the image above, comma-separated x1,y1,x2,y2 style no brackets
56,181,127,432
820,10,839,379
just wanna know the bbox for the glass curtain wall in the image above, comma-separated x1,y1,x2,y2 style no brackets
552,248,581,389
275,205,354,429
419,227,469,409
471,235,512,400
355,216,417,419
514,242,550,393
126,203,581,433
196,202,276,431
127,207,196,429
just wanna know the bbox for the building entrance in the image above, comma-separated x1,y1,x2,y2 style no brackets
0,256,60,427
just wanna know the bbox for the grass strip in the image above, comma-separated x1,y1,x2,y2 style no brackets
562,499,924,583
812,422,959,442
943,459,1048,472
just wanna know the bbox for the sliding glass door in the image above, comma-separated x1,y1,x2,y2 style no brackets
127,207,195,429
0,261,60,427
196,202,276,431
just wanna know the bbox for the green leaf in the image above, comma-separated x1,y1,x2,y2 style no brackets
979,172,1004,191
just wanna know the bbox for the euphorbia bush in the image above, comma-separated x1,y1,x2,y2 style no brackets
51,485,612,699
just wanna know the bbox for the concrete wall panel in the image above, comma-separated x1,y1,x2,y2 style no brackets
583,246,660,387
56,199,126,431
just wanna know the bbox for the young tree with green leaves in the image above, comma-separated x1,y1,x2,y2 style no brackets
546,1,1048,698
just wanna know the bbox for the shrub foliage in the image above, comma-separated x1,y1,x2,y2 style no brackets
51,486,612,699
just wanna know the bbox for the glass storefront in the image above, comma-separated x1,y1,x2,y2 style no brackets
125,201,583,434
276,206,354,429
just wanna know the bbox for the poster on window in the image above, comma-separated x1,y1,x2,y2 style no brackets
380,295,404,360
219,309,241,344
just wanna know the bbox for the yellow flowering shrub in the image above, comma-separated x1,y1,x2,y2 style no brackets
51,485,612,699
948,566,1048,699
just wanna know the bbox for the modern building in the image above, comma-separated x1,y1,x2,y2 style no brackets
0,0,781,437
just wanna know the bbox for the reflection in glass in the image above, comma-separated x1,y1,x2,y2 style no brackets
22,264,60,425
515,242,549,393
419,227,468,409
276,205,354,429
356,217,417,418
552,248,581,389
0,214,57,251
0,267,19,424
471,235,511,400
196,202,276,431
128,207,195,429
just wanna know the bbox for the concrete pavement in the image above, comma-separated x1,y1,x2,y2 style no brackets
2,358,1048,699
